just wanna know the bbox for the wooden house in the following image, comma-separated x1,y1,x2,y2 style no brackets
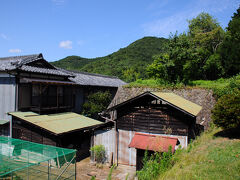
93,91,202,169
0,54,125,136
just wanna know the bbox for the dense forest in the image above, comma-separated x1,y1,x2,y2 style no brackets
52,7,240,83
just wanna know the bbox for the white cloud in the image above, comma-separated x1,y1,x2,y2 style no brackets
9,49,22,53
143,10,198,37
143,0,239,37
0,33,8,40
52,0,65,6
59,40,72,49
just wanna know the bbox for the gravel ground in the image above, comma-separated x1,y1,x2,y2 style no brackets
76,157,137,180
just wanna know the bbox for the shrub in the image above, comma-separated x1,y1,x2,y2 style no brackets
212,89,240,129
90,145,106,164
137,147,173,180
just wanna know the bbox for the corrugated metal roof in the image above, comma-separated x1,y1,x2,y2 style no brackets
151,92,202,116
128,133,177,152
8,112,103,135
0,120,9,125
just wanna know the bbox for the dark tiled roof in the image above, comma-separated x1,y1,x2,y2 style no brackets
70,72,126,87
0,54,71,77
0,54,42,70
59,69,126,87
20,65,72,76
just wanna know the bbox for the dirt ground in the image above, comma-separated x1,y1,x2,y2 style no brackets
76,158,137,180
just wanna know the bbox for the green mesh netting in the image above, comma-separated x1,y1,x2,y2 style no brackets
0,136,76,177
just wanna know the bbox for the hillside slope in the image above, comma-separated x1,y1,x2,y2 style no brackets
51,37,168,81
51,56,97,70
159,127,240,180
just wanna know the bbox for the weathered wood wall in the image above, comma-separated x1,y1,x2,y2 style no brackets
12,117,57,146
117,105,193,136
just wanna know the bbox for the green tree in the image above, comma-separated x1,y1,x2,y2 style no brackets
122,68,140,82
170,13,224,81
220,7,240,76
187,13,225,80
212,89,240,129
82,91,112,119
146,54,172,81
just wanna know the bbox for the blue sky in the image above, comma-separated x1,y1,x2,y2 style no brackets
0,0,239,61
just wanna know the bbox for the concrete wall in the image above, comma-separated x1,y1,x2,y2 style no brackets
0,73,16,136
0,73,16,121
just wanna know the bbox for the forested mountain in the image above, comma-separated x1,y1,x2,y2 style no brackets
51,37,168,81
51,56,98,70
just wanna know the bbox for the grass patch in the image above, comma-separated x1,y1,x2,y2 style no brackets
159,127,240,180
127,74,240,98
126,79,185,89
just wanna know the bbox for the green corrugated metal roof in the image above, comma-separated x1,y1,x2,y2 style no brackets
8,112,103,135
0,120,9,125
151,92,202,116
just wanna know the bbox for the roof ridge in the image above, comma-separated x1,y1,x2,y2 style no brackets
70,70,119,79
0,54,41,60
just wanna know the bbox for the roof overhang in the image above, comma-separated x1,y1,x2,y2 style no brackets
128,133,178,152
0,120,10,125
20,78,77,85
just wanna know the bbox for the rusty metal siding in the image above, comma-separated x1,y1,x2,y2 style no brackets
118,129,136,166
94,129,115,162
0,75,16,121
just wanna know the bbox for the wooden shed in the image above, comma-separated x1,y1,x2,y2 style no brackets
93,91,202,169
9,111,104,160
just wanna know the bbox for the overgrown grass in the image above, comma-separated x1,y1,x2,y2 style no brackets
137,148,173,180
127,74,240,98
126,79,185,89
159,126,240,180
191,74,240,98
